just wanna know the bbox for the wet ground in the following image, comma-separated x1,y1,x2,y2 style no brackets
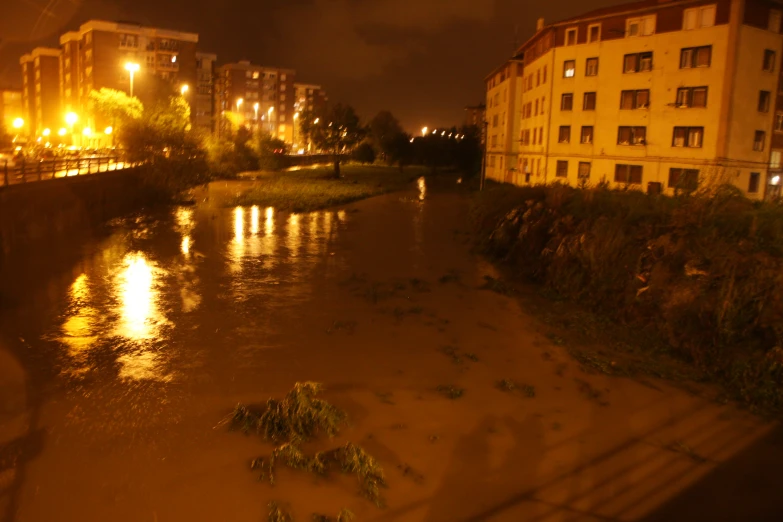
1,177,782,521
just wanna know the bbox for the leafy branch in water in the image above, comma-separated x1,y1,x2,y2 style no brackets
268,501,292,522
312,509,355,522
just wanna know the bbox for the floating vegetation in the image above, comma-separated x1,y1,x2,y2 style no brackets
575,379,608,406
438,270,461,284
312,509,355,522
666,440,707,463
463,352,479,362
231,382,346,444
436,385,465,399
268,501,292,522
480,275,514,296
230,384,388,508
496,379,535,397
440,346,478,365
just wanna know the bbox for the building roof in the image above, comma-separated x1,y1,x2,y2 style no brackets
76,20,199,43
483,57,523,82
556,0,662,24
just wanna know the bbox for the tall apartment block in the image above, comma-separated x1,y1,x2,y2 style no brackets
195,52,217,133
464,103,486,128
215,61,298,144
485,0,783,199
293,82,328,116
485,60,523,179
58,20,201,133
20,48,61,136
0,89,23,134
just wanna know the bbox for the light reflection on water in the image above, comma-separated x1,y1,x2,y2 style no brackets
118,252,159,340
418,176,427,201
250,205,260,235
60,274,98,373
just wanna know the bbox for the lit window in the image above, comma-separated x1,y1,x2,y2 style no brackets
775,113,783,132
563,60,575,77
771,150,782,169
580,126,593,144
676,87,708,108
626,15,655,37
617,126,647,145
558,126,571,144
684,5,716,29
680,46,711,68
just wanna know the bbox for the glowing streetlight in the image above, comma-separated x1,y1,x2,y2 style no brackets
65,112,78,126
58,128,67,136
12,118,23,129
236,98,243,112
180,84,189,95
82,127,92,136
314,117,320,124
124,62,140,97
104,126,113,135
267,106,274,133
421,126,428,136
253,102,259,122
42,128,51,137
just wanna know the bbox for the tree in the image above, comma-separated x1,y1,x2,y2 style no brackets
352,142,376,164
89,88,143,138
387,132,414,172
301,103,364,178
0,123,11,149
369,110,403,161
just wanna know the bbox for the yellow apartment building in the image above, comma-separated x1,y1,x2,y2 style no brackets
487,0,783,198
484,59,523,183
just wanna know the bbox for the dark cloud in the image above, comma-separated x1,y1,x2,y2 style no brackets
0,0,617,130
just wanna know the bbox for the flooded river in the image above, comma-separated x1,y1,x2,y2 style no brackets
0,179,781,521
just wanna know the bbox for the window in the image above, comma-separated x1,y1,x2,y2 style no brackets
564,60,575,77
535,99,539,115
561,93,573,110
559,126,571,143
493,114,499,127
668,168,700,190
648,182,663,195
764,50,776,72
578,162,591,181
581,126,594,144
542,65,547,83
617,126,647,145
684,5,716,29
676,86,708,108
627,15,655,37
556,160,568,178
771,150,781,169
585,57,598,76
624,52,653,73
541,96,546,114
680,46,711,68
539,127,544,145
754,130,766,151
536,70,540,86
491,135,497,147
759,90,771,112
588,24,600,43
583,92,596,110
620,89,650,109
749,172,761,193
771,9,782,32
615,164,643,184
533,128,537,144
566,28,577,46
775,112,783,132
672,127,704,147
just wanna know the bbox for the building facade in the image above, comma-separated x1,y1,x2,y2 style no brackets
293,82,328,150
486,0,783,198
484,59,523,183
195,52,217,133
216,61,296,144
464,103,486,127
1,89,23,135
58,20,200,138
20,48,61,136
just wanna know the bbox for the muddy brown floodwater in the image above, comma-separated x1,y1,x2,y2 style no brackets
1,178,782,522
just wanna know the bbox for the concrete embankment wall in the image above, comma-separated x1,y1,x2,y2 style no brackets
0,169,146,267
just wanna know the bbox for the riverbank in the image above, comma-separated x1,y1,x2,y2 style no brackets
223,164,429,212
472,181,783,416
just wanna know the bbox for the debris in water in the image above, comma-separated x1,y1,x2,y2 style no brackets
436,385,465,399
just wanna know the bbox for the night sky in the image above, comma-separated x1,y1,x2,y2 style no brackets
0,0,615,131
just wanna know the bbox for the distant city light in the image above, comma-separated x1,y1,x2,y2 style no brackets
772,175,781,185
42,128,51,136
105,126,113,135
314,118,320,124
421,126,428,136
12,117,23,129
82,127,92,136
171,55,177,63
58,128,67,136
441,131,446,136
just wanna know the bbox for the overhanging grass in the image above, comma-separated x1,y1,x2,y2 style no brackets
228,164,428,212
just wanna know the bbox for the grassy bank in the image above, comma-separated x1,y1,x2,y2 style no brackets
474,182,783,414
227,164,428,212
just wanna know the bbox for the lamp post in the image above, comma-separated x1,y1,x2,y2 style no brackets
180,84,189,96
65,112,78,146
267,106,274,134
236,98,243,112
253,102,259,129
125,62,140,98
293,112,299,149
421,126,428,136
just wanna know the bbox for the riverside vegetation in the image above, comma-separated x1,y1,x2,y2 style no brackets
474,182,783,414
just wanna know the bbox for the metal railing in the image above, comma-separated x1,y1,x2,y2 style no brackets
1,156,137,187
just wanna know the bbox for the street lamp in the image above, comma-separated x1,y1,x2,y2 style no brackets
124,62,140,97
293,112,299,147
180,84,189,95
253,102,259,123
58,128,67,136
267,106,274,133
12,118,23,130
105,126,113,135
236,98,243,112
421,126,428,136
42,128,51,137
65,112,78,126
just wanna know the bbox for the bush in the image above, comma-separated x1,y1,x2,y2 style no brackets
352,142,376,164
475,182,783,412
